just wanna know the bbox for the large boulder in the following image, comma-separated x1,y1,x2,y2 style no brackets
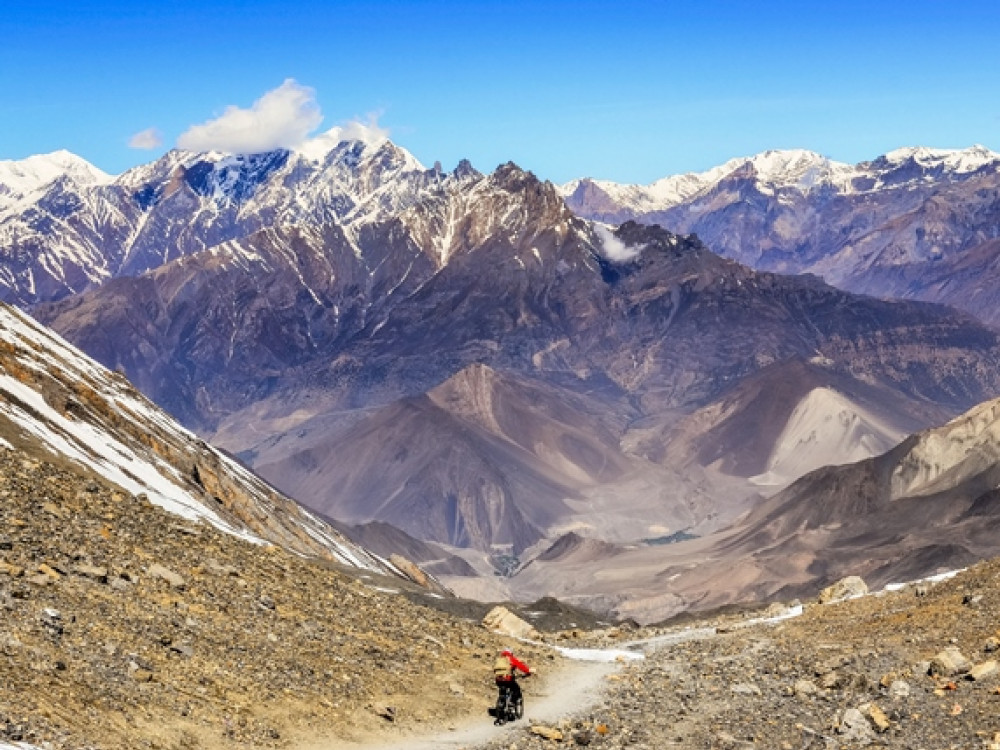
818,576,868,604
482,606,541,641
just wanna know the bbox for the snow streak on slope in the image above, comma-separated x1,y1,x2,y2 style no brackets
0,303,389,571
750,387,906,486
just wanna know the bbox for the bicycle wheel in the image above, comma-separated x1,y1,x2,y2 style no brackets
494,693,508,725
514,695,524,720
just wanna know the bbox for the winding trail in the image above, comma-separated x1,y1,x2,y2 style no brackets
366,658,619,750
313,626,724,750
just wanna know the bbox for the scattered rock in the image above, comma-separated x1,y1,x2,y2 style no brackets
793,679,819,697
204,558,240,577
929,646,972,677
837,707,875,744
0,561,23,577
966,660,998,681
38,563,62,580
531,725,564,741
888,679,911,699
72,563,108,582
730,682,761,696
147,563,186,589
864,703,891,733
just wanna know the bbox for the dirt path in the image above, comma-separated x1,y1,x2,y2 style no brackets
301,627,727,750
313,658,620,750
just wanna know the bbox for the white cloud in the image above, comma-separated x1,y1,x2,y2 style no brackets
298,113,391,160
335,112,390,144
177,79,323,154
594,224,643,262
128,127,163,150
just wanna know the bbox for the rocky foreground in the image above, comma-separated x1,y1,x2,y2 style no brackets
0,449,555,750
481,565,1000,749
4,445,1000,750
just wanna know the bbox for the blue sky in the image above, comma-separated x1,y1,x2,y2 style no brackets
2,0,999,183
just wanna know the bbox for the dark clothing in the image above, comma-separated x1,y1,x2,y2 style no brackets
497,677,522,705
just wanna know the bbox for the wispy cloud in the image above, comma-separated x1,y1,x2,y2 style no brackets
177,79,323,154
594,224,643,262
128,127,163,150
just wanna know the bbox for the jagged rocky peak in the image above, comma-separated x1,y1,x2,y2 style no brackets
400,160,577,266
451,158,481,181
590,220,704,270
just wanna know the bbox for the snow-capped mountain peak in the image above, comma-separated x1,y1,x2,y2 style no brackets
739,149,854,189
0,150,112,195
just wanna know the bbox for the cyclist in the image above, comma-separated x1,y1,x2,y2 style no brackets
493,648,531,718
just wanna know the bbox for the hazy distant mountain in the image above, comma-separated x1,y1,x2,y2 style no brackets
561,146,1000,325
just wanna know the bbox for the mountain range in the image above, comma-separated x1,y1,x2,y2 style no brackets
5,139,1000,614
561,145,1000,325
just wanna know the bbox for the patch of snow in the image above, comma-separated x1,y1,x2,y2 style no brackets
884,568,965,592
555,646,644,662
754,604,805,624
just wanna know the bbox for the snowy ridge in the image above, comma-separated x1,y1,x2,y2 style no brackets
0,150,112,195
0,303,390,572
560,145,1000,214
0,137,455,305
879,144,999,173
